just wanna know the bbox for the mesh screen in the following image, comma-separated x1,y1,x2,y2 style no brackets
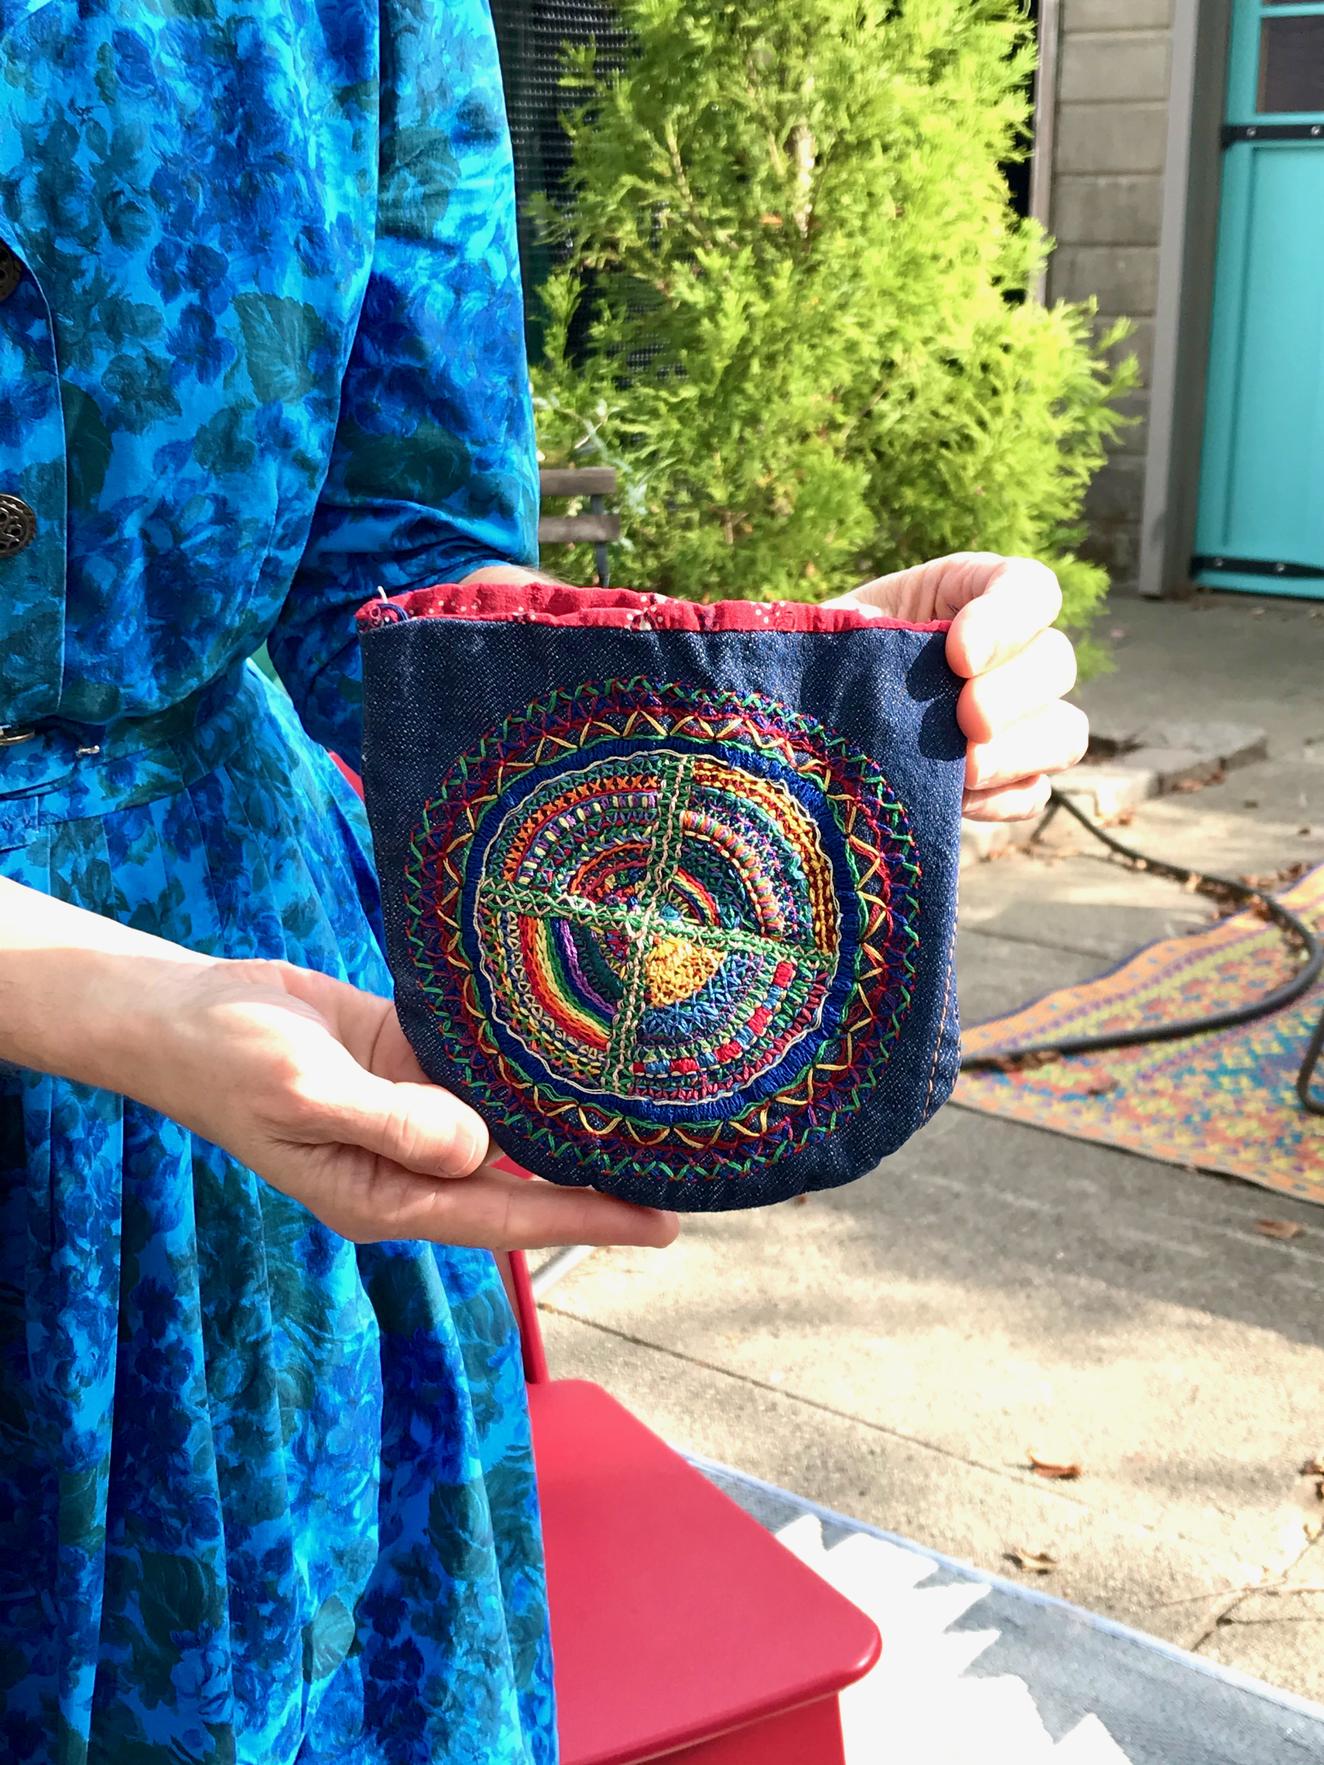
489,4,1037,353
490,0,630,353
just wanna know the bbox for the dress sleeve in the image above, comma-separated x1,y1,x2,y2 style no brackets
268,0,539,767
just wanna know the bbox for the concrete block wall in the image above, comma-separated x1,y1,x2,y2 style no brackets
1045,0,1177,589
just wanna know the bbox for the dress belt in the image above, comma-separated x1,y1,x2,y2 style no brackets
0,662,258,836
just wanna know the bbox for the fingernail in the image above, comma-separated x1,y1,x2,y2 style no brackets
651,1210,681,1246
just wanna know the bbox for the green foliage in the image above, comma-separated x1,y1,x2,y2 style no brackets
530,0,1136,635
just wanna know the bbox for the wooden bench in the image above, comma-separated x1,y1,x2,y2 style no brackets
539,466,621,587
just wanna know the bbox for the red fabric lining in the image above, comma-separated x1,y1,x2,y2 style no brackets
356,580,951,635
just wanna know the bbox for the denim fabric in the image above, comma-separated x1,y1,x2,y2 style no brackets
361,615,965,1211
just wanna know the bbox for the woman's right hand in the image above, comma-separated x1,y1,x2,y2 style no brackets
0,878,678,1251
144,957,681,1250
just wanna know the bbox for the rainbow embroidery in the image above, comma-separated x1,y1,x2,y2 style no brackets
402,678,923,1187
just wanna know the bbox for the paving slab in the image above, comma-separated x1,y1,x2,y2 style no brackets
1051,719,1270,830
541,1311,1245,1648
1111,745,1225,793
961,750,1322,971
1128,721,1268,770
1053,761,1158,820
542,1107,1324,1661
963,755,1321,877
961,815,1042,864
958,849,1210,963
956,930,1102,1027
1111,765,1322,877
1079,596,1324,758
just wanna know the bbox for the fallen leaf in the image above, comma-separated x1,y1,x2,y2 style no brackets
1006,1546,1058,1574
986,1049,1060,1074
1027,1451,1083,1481
1171,765,1226,794
1298,1457,1324,1478
1241,861,1308,890
1293,1481,1324,1541
1256,1218,1305,1240
1081,1076,1118,1097
1021,1050,1059,1071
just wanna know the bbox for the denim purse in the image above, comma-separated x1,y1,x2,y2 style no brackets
357,583,965,1212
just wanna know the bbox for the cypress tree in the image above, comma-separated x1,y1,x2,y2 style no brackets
531,0,1134,636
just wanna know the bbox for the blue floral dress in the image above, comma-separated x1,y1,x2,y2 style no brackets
0,3,554,1761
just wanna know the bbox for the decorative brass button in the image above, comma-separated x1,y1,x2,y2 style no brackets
0,493,36,558
0,244,20,302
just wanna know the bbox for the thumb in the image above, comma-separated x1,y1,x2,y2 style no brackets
325,1069,490,1177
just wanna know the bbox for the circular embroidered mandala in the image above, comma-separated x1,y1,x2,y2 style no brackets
474,747,842,1107
403,679,923,1187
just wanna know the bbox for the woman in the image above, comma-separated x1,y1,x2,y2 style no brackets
0,1,1087,1759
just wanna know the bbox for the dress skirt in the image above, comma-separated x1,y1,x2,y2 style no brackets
0,661,556,1765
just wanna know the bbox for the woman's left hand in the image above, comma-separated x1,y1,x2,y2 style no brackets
829,552,1089,821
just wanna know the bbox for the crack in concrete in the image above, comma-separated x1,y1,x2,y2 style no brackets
960,922,1132,963
1193,1533,1324,1653
542,1302,1256,1556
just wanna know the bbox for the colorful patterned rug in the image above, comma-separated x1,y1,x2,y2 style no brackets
956,864,1324,1206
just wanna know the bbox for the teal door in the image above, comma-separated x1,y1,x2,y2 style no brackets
1194,1,1324,600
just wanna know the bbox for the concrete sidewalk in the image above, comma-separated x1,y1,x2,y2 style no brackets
538,593,1324,1702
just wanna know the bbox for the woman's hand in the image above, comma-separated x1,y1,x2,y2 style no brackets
0,878,678,1251
139,958,681,1250
828,553,1088,821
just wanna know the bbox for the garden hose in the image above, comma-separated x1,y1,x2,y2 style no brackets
959,788,1324,1116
